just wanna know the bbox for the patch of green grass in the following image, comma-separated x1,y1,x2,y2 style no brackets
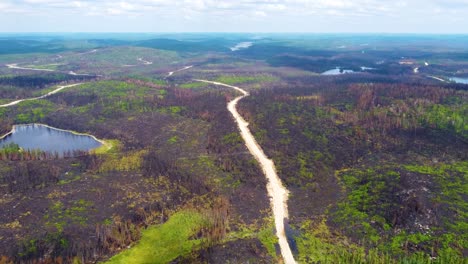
214,75,278,85
221,132,242,146
44,199,93,232
91,139,121,155
168,136,178,144
179,82,209,89
104,210,207,264
57,172,81,185
77,80,152,98
127,75,167,86
24,64,61,70
98,149,147,172
296,219,365,263
13,100,56,123
159,106,185,115
423,104,467,138
258,226,278,258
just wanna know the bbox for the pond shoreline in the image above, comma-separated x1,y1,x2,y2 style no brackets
0,123,110,152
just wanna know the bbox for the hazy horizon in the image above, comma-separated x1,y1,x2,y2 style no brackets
1,0,467,33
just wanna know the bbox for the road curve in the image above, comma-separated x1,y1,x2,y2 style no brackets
0,83,83,108
6,63,56,72
6,63,98,77
194,79,296,264
137,58,153,65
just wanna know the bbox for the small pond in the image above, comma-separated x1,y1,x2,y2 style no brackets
0,124,102,155
321,67,355,75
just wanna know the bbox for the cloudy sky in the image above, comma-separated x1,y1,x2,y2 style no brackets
0,0,467,33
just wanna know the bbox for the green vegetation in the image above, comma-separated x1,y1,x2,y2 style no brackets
422,104,467,139
258,226,278,258
99,149,148,172
126,75,167,86
24,64,61,70
214,74,278,85
91,139,121,155
241,75,467,263
296,218,466,264
13,100,55,123
179,82,209,89
76,80,152,98
0,143,21,155
105,210,207,264
331,162,467,260
1,34,467,264
44,199,93,232
334,167,399,245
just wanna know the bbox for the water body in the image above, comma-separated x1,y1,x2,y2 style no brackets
449,77,468,84
230,42,253,51
321,67,354,75
0,124,102,155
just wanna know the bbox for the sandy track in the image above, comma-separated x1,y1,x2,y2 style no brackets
6,63,56,72
194,79,296,264
166,65,193,78
428,75,446,82
137,58,153,65
0,83,83,108
6,63,97,77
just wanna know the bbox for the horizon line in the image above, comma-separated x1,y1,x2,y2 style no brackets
1,32,468,35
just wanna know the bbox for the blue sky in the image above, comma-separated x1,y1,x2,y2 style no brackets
0,0,467,33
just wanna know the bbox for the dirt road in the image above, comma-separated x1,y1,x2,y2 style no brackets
194,79,296,264
0,83,83,108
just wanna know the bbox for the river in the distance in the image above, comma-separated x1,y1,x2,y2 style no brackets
0,124,102,155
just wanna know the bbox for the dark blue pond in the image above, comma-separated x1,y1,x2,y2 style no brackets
0,124,102,155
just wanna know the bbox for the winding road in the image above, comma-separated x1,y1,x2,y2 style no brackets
6,63,56,72
6,48,100,76
0,83,83,108
2,61,296,262
137,58,153,65
6,63,97,77
194,79,296,264
1,60,190,107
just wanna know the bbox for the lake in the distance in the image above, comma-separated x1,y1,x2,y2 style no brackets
322,67,355,75
230,42,253,51
449,77,468,84
0,124,102,155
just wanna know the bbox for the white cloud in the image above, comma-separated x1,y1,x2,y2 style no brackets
0,0,467,32
264,4,286,11
253,10,267,17
2,0,462,16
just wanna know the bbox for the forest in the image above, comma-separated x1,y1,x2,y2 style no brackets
0,34,466,263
